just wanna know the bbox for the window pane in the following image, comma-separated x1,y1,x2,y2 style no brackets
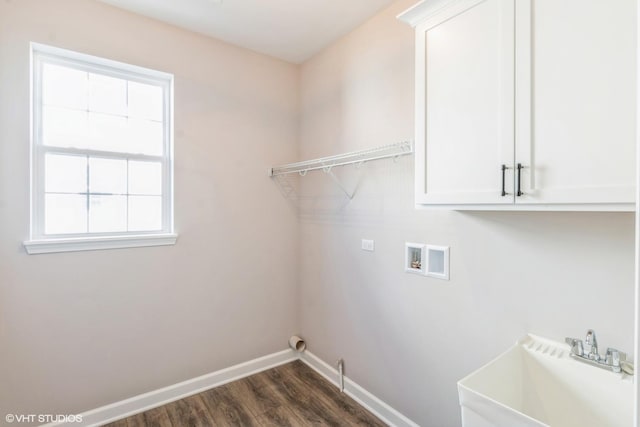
36,52,172,240
42,106,89,149
129,161,162,195
45,194,87,234
128,196,162,231
88,112,127,152
89,157,127,194
128,81,163,121
88,73,127,116
45,154,87,193
89,195,127,233
127,119,163,155
42,63,87,110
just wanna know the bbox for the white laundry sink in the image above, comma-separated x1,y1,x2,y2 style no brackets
457,334,633,427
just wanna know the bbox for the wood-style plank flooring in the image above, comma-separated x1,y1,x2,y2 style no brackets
102,360,387,427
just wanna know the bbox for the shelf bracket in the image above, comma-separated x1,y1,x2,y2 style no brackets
324,167,355,199
273,173,298,202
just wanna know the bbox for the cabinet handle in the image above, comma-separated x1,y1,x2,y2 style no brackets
516,163,524,197
501,164,508,196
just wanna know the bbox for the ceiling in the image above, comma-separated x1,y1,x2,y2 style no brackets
97,0,395,63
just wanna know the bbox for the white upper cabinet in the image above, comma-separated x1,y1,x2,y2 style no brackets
399,0,637,210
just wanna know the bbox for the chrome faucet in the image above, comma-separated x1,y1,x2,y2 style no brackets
565,329,634,375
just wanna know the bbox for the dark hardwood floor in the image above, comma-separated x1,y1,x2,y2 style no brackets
102,360,387,427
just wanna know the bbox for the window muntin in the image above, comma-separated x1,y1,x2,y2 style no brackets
31,44,173,241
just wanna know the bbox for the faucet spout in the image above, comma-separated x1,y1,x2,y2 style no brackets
586,330,598,360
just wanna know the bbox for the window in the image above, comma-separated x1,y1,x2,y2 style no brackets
24,43,176,254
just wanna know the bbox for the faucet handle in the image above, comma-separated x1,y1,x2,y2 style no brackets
565,337,584,356
605,348,626,368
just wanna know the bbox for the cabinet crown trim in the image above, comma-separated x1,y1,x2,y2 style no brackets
397,0,482,27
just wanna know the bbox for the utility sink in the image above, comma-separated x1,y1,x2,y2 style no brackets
458,335,633,427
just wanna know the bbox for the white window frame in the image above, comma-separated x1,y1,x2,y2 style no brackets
24,43,177,254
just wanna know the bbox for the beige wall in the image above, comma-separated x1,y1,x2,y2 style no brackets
0,0,299,419
298,1,636,426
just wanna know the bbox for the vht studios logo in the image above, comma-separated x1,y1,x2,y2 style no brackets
5,414,83,423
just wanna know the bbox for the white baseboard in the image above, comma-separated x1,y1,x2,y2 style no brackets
44,349,297,427
45,348,417,427
299,351,419,427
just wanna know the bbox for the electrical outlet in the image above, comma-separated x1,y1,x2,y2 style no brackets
361,239,375,252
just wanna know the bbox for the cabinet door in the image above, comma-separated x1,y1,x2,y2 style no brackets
515,0,636,206
415,0,515,205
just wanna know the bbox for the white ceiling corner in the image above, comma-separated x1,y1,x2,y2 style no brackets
96,0,395,63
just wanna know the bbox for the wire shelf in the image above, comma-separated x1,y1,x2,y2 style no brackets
268,141,413,177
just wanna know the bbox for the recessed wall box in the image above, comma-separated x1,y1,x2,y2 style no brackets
426,245,449,280
405,242,426,275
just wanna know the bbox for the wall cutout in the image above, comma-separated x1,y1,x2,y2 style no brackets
426,245,449,280
405,242,450,280
405,242,426,275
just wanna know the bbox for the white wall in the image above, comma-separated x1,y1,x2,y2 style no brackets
0,0,299,420
298,1,636,426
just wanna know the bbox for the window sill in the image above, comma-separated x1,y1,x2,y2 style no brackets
23,233,178,254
